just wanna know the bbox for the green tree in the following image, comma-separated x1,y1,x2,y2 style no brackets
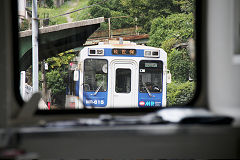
88,0,134,30
46,51,75,69
109,11,135,29
46,0,54,8
147,12,195,82
88,0,182,32
173,0,194,13
89,0,126,12
120,0,181,32
168,48,193,82
89,5,111,18
161,38,178,54
46,70,68,96
45,50,76,101
148,13,194,47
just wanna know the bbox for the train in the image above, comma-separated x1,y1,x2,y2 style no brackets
65,40,171,109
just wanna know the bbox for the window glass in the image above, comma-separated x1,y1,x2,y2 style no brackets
18,0,196,109
139,60,163,93
84,59,107,92
115,69,131,93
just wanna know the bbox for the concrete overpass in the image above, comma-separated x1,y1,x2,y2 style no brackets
19,17,105,70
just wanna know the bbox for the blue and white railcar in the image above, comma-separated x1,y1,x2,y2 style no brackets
66,40,170,109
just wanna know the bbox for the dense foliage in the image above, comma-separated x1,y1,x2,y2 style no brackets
173,0,194,13
46,0,54,8
168,49,193,82
45,51,75,103
167,81,195,106
87,0,184,32
148,13,194,47
87,0,135,30
120,0,181,32
46,70,68,96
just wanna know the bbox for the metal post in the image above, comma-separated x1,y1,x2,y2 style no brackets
32,0,39,93
20,71,26,101
41,61,47,102
108,18,111,38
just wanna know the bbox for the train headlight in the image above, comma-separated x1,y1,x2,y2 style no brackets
97,49,104,55
152,51,159,57
144,50,159,57
144,50,151,56
89,49,104,56
89,49,96,55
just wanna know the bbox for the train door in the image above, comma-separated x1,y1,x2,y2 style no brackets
110,60,138,108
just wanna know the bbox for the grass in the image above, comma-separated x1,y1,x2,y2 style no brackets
38,4,69,25
37,0,90,25
70,0,91,21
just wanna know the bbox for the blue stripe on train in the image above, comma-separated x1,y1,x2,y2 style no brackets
138,92,163,108
83,92,107,107
75,71,80,97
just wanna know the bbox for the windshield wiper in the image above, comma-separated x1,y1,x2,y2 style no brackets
143,82,155,98
91,82,103,96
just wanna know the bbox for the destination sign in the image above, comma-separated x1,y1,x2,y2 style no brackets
145,63,158,68
112,49,136,55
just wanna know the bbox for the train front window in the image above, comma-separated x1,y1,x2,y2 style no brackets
139,60,163,93
83,59,107,92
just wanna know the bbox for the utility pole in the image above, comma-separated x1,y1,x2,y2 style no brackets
108,18,111,38
32,0,39,93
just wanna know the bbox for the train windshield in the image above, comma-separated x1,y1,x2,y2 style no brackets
83,59,108,92
139,60,163,93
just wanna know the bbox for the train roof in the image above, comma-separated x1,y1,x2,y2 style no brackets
86,40,163,50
